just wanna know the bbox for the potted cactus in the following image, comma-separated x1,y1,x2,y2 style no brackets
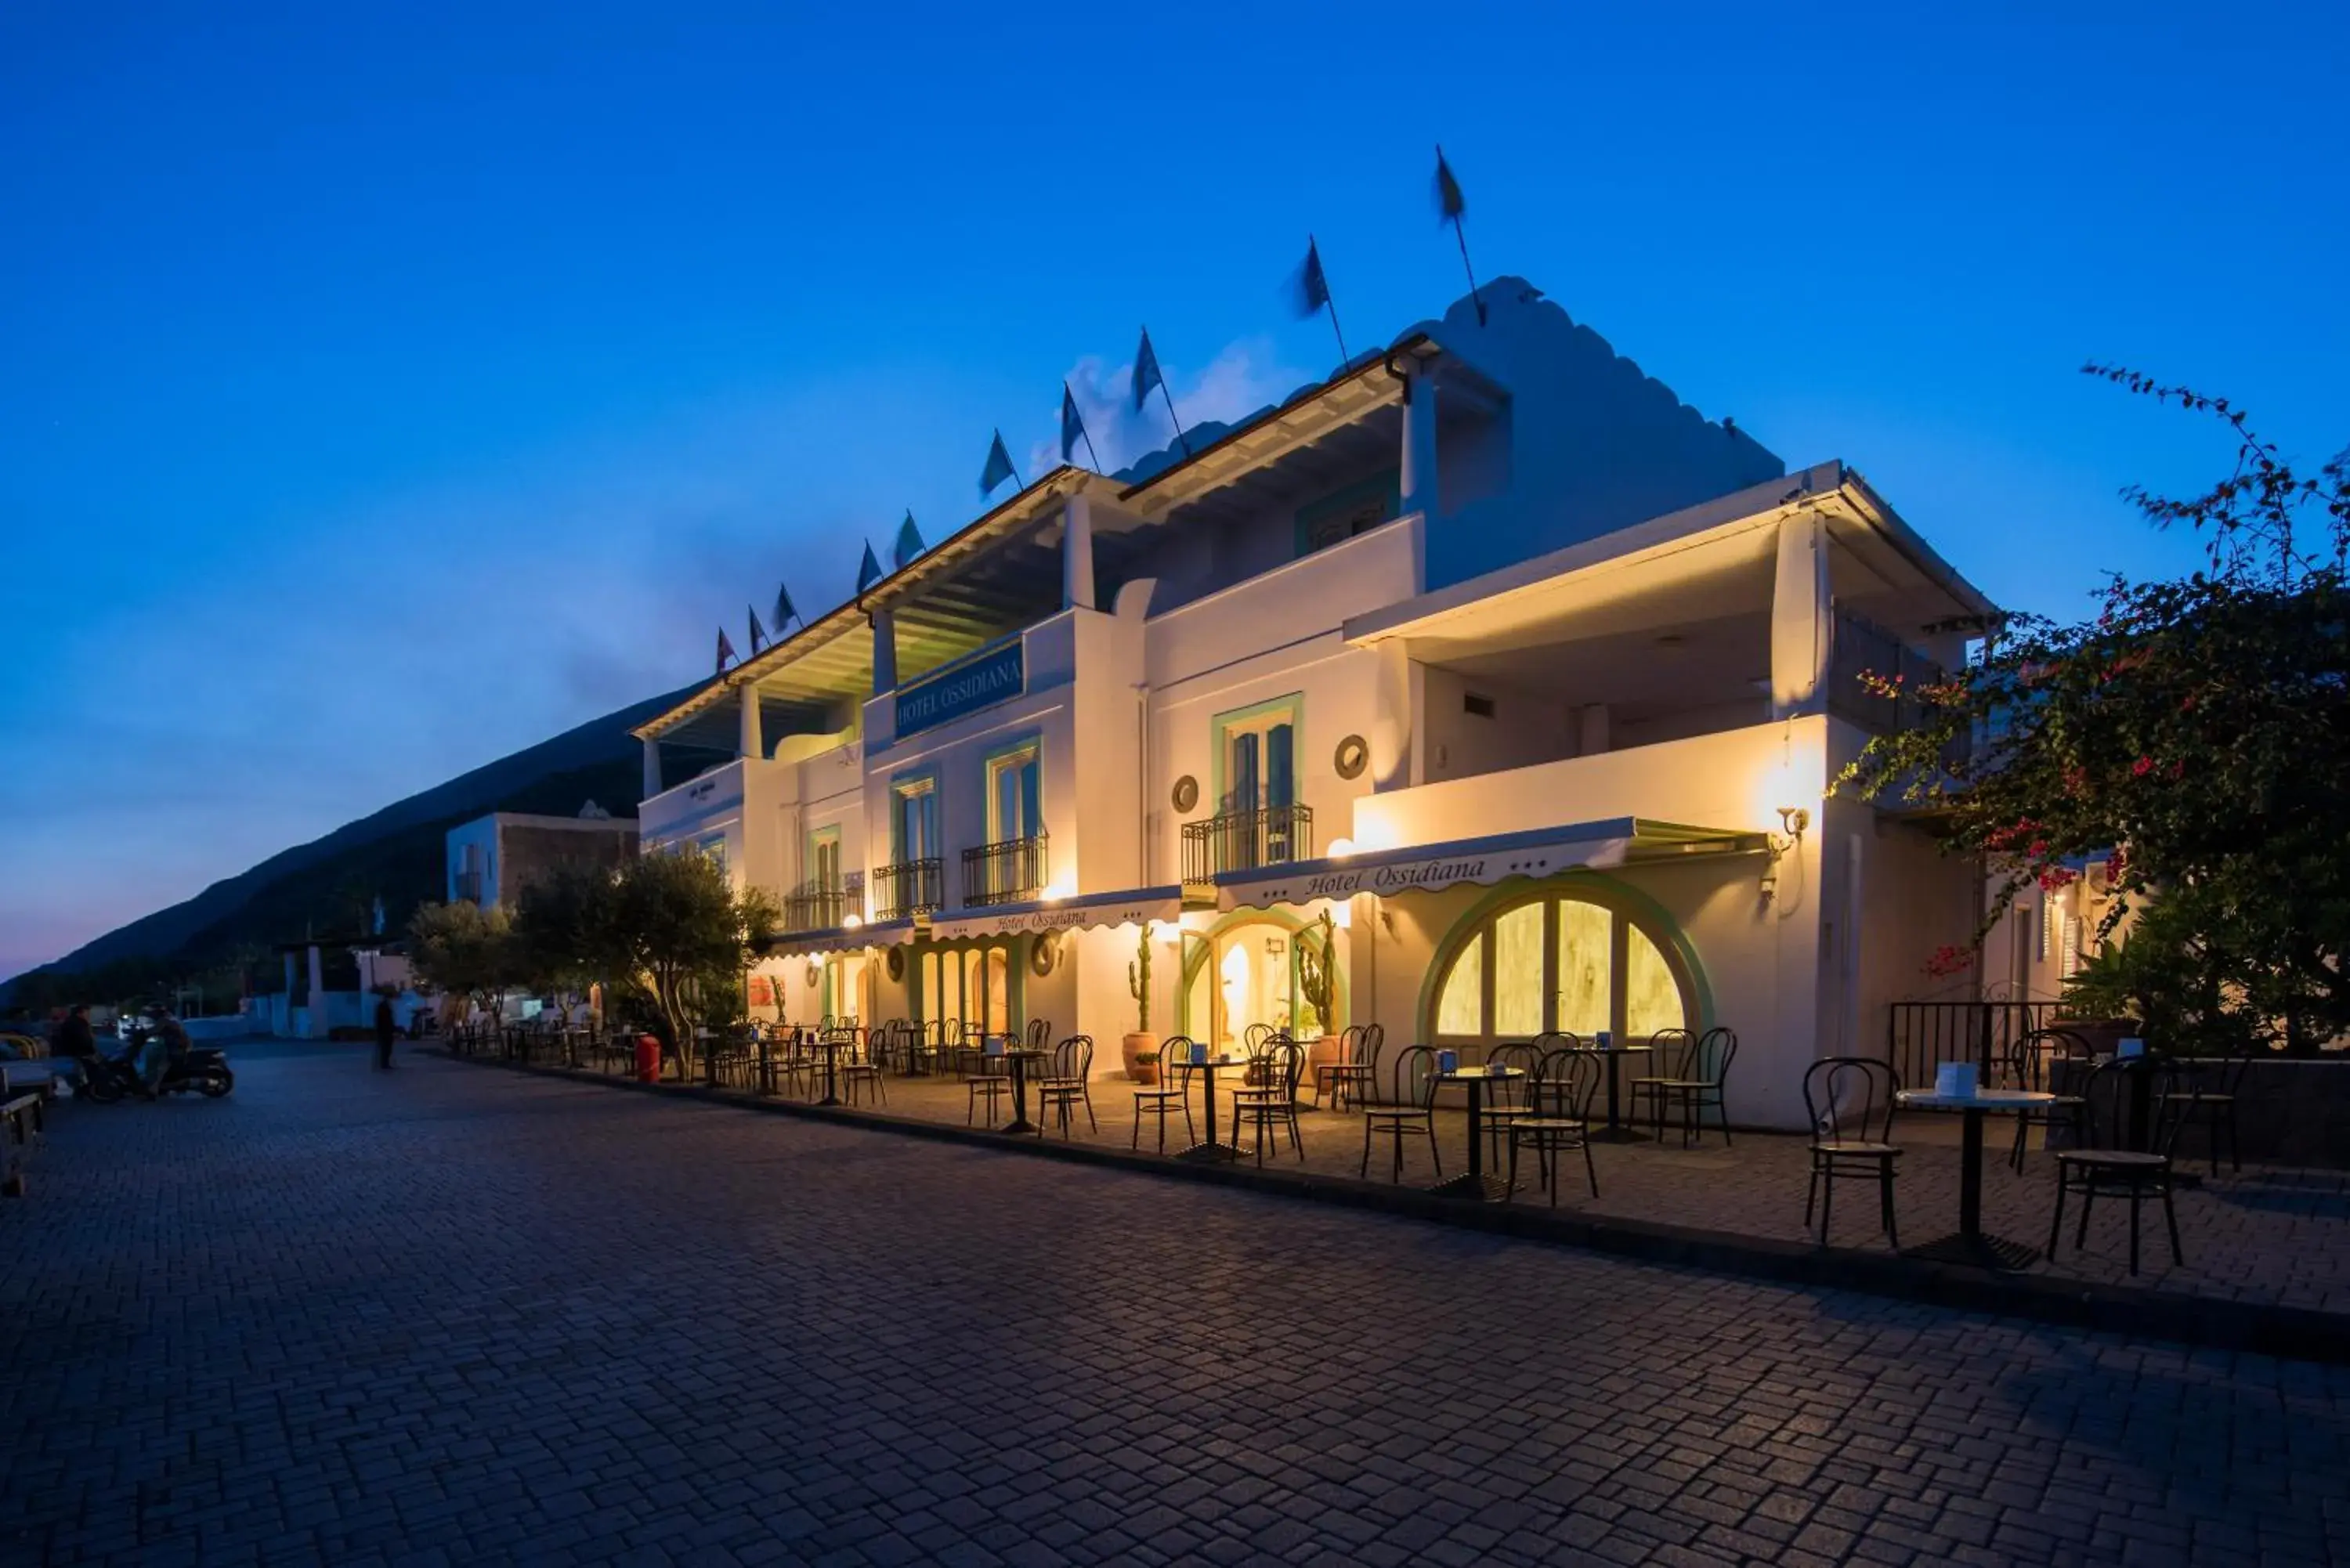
1297,908,1342,1072
1122,927,1160,1082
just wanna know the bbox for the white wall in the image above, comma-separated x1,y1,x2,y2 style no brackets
1348,717,1831,1130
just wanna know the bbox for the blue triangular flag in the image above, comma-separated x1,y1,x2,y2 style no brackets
1132,328,1163,413
772,582,797,629
1060,384,1088,464
856,541,884,594
979,429,1018,496
715,627,737,674
747,604,768,654
1296,237,1330,316
892,510,925,570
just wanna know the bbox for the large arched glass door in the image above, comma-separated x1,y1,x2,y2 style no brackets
1428,886,1694,1047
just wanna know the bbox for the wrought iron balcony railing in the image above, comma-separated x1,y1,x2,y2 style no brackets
961,833,1049,908
1180,803,1314,885
873,859,943,920
780,871,865,934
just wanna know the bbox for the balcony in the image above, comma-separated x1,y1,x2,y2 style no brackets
1829,609,1972,767
961,833,1050,909
781,871,864,934
873,859,943,920
1181,804,1314,886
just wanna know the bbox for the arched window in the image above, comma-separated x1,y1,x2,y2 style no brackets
1428,887,1694,1045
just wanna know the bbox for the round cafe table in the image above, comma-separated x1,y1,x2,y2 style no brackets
1590,1042,1654,1143
997,1046,1049,1136
1895,1087,2055,1270
1173,1054,1249,1165
1431,1064,1525,1202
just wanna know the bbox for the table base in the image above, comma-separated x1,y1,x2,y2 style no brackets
1172,1140,1242,1165
1429,1173,1513,1203
1904,1231,2040,1272
1000,1117,1039,1136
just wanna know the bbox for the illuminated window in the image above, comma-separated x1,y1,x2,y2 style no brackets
1429,889,1694,1045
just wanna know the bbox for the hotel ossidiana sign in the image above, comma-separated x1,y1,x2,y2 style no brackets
895,639,1025,740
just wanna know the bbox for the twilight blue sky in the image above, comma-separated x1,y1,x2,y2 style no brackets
2,4,2343,977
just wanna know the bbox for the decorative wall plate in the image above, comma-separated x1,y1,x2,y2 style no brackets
885,947,906,983
1172,775,1199,813
1030,930,1061,977
1334,734,1370,780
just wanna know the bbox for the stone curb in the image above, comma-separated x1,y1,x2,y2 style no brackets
444,1049,2350,1367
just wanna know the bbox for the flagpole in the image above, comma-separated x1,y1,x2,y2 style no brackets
1314,233,1351,372
1436,143,1487,326
1157,379,1190,457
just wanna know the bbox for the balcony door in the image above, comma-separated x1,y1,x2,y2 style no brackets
892,778,938,863
1218,697,1301,873
986,743,1041,844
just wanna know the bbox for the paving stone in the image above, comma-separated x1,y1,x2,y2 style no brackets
6,1048,2350,1566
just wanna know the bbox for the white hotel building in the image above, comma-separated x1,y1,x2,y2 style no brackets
631,278,1994,1130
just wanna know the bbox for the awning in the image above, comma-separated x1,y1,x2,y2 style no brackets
927,886,1183,945
759,917,917,959
1213,818,1764,912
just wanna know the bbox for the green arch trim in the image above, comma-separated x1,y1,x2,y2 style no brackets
1409,870,1714,1046
1174,906,1350,1041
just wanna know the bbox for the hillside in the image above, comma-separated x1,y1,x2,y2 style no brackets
13,681,727,986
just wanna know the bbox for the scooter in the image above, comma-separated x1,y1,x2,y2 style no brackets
80,1037,233,1103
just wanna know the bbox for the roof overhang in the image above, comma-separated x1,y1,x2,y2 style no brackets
1344,461,1999,654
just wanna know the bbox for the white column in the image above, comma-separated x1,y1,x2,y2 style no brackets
871,609,898,694
1398,365,1440,519
641,738,662,800
739,685,764,761
1770,511,1832,717
1062,493,1096,610
306,945,327,1039
282,952,296,999
1368,641,1421,793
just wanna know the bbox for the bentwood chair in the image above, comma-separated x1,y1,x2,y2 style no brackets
1132,1034,1198,1153
1632,1026,1738,1148
1361,1046,1443,1183
1229,1039,1307,1166
1037,1035,1097,1137
1801,1057,1903,1249
1481,1040,1545,1166
1507,1046,1602,1205
2002,1027,2092,1171
1314,1022,1375,1111
2160,1046,2252,1177
841,1031,887,1107
966,1043,1011,1126
2049,1057,2186,1275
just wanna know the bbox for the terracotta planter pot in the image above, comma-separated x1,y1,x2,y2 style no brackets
1121,1030,1160,1082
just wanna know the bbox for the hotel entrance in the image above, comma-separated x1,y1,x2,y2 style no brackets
909,938,1022,1040
1178,912,1343,1050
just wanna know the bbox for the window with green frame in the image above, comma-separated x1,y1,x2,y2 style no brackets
890,775,938,862
984,739,1042,844
1213,695,1301,814
805,825,841,887
1430,887,1693,1045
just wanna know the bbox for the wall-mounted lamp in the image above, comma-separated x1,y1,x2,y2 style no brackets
842,912,865,930
1328,836,1357,860
1759,806,1810,902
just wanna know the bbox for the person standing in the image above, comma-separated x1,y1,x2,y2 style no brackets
373,992,397,1071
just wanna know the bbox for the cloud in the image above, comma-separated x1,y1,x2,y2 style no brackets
1029,336,1314,479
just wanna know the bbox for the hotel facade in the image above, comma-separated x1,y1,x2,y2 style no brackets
631,278,1995,1131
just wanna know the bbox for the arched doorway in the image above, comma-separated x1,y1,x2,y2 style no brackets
1177,909,1346,1050
1419,876,1706,1047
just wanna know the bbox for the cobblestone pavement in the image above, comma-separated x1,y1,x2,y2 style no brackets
6,1050,2350,1566
602,1053,2350,1313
